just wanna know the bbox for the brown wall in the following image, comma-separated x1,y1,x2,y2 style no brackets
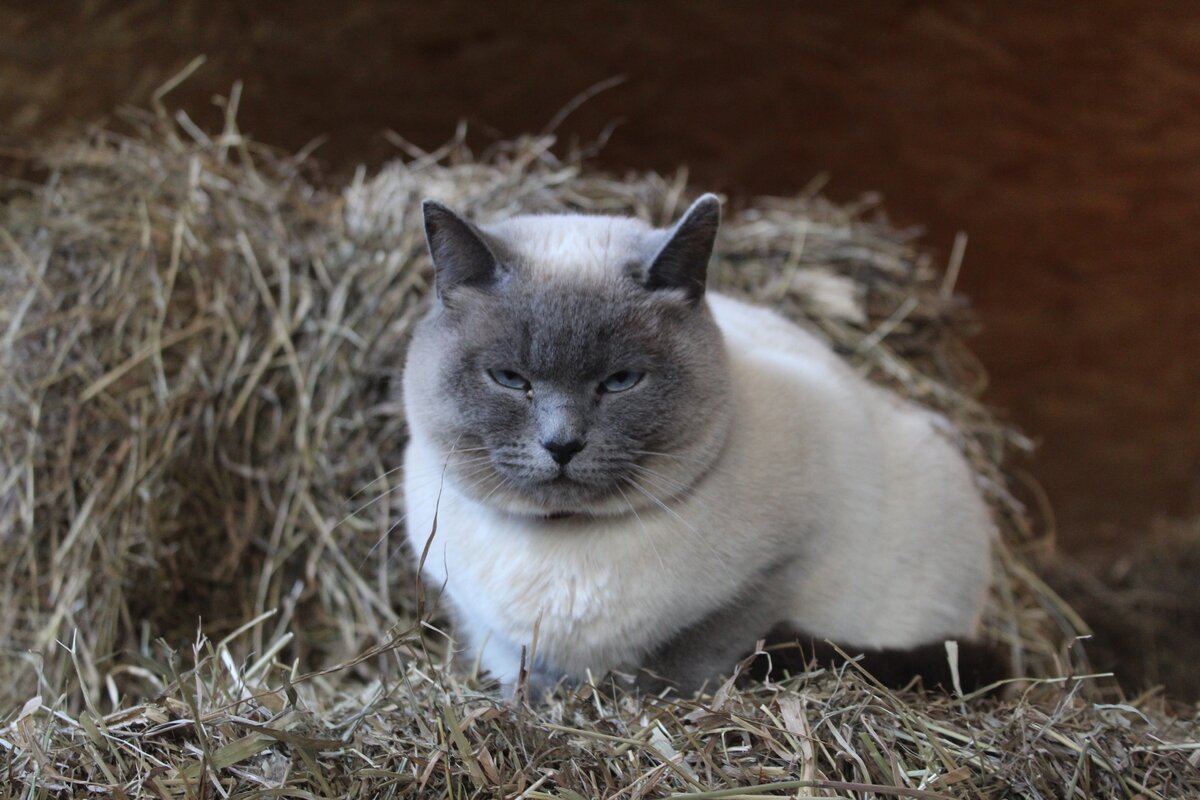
4,1,1199,550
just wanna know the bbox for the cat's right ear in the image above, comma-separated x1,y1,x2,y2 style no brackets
645,193,721,303
422,200,501,301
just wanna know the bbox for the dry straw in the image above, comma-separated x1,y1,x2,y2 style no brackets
1,96,1196,798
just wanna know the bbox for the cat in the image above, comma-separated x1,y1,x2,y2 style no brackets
401,194,998,695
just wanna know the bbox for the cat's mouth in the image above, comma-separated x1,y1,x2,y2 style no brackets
454,452,634,517
534,472,603,498
489,469,621,516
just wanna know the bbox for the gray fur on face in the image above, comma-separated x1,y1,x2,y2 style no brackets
405,198,732,517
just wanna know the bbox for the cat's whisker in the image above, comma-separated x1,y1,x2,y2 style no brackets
343,462,407,504
627,463,695,498
377,456,493,489
350,455,493,495
634,464,725,516
378,512,420,570
629,448,737,478
630,470,724,535
621,475,726,564
357,472,467,568
400,462,493,495
361,463,499,570
334,483,407,532
346,499,421,557
630,448,678,458
630,448,712,461
455,467,509,499
341,460,495,536
479,474,515,505
350,454,493,498
614,482,666,573
406,455,493,474
359,510,409,568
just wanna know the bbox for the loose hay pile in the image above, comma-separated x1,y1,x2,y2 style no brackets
1,106,1197,798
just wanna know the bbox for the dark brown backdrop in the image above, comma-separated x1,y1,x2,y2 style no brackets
5,0,1199,551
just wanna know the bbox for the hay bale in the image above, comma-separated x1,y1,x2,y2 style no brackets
2,106,1196,797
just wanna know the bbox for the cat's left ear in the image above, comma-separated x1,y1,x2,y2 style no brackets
422,200,502,302
645,193,721,302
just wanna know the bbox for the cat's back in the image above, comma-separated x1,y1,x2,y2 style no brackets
706,292,845,368
704,293,994,646
705,292,982,509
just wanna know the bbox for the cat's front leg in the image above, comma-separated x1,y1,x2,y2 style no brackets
453,618,521,684
456,620,567,698
638,564,794,695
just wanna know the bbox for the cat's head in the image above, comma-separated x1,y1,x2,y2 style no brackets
403,195,732,517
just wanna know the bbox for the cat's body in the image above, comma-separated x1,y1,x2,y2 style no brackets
402,196,995,693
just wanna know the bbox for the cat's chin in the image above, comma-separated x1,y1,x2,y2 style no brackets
471,482,637,520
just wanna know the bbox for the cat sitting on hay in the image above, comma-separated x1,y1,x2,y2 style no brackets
402,194,1000,695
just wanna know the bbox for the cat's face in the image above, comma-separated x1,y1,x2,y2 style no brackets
403,197,732,517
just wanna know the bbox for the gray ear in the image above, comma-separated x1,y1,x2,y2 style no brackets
645,193,721,301
422,200,501,299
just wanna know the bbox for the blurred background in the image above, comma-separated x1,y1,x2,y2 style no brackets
3,0,1198,692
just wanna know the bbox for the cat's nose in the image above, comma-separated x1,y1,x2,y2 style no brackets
542,437,585,465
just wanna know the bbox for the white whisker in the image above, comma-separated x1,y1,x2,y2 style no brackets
628,463,693,499
340,458,493,532
615,481,666,573
621,475,725,564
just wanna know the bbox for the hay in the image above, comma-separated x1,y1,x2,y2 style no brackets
1043,517,1200,703
2,102,1197,797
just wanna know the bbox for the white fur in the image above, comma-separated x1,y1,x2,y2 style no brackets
404,251,995,686
483,214,654,284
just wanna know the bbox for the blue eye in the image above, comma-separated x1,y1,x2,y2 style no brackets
488,369,531,391
600,370,643,393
